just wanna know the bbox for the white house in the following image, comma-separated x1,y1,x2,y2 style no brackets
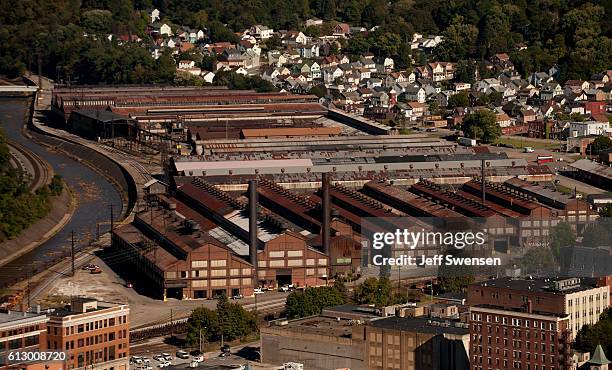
323,67,344,83
310,62,321,79
158,23,172,37
297,44,319,58
475,78,501,93
383,58,394,72
570,121,612,137
178,60,195,69
202,71,215,83
149,8,160,23
305,18,323,27
250,25,273,40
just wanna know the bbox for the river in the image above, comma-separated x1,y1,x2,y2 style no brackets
0,98,122,287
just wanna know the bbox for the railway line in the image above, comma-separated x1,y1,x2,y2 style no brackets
7,141,51,191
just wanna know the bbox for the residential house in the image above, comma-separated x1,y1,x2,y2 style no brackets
370,91,390,107
565,80,591,94
202,71,215,84
529,72,553,86
242,50,260,69
435,91,454,107
149,8,160,23
305,18,323,27
178,60,195,69
570,121,612,137
403,86,426,103
323,67,344,83
283,31,309,45
216,49,245,70
333,23,351,37
267,51,288,67
475,78,500,93
359,58,376,71
427,62,454,82
382,58,394,72
540,82,563,100
385,72,407,87
340,91,361,105
309,62,321,79
297,44,319,58
496,113,512,128
151,22,172,37
366,78,383,89
491,53,513,70
149,45,161,60
453,82,471,92
519,109,537,124
405,101,426,121
250,25,273,40
238,40,261,55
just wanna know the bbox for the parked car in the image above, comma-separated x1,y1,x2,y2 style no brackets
231,294,244,299
176,350,189,359
130,356,143,364
153,355,164,362
192,355,205,362
90,267,102,274
425,128,438,132
82,264,98,271
219,352,229,358
188,361,199,368
279,285,289,292
157,362,169,368
253,288,264,294
161,353,172,361
221,344,231,354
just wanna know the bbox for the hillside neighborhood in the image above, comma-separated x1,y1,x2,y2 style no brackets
114,8,612,151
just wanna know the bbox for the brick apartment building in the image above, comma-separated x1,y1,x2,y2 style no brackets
45,299,130,370
468,277,610,339
0,310,49,368
469,305,572,370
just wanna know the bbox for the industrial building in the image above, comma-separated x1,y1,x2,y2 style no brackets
569,159,612,191
0,309,49,367
260,307,470,370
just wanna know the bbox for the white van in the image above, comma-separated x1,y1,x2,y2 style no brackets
524,147,534,153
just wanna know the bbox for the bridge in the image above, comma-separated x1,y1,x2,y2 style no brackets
0,85,38,96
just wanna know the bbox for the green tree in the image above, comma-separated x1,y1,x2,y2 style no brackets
549,222,575,259
447,92,469,108
352,277,402,307
461,110,501,143
80,9,113,35
308,84,328,98
216,295,258,342
599,204,612,217
435,16,478,61
574,308,612,358
454,60,476,83
285,285,347,319
186,307,219,346
437,250,475,293
590,136,612,155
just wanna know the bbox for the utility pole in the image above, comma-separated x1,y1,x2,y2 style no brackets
170,309,173,337
110,204,114,232
71,231,75,276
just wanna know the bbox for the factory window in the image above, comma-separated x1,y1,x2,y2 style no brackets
306,269,314,275
191,260,207,268
287,250,303,257
165,271,177,279
318,268,327,275
306,259,315,266
210,269,226,277
192,280,207,288
230,269,240,276
210,260,226,267
287,259,302,267
269,251,284,258
318,259,327,265
258,261,267,267
180,271,187,278
269,260,285,267
242,268,251,275
210,279,226,287
242,278,251,285
229,279,240,285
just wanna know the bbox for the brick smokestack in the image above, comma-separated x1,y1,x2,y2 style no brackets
248,179,258,267
322,173,331,256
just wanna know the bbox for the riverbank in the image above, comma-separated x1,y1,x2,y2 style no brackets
0,185,75,267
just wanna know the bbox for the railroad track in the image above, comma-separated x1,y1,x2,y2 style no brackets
7,141,50,191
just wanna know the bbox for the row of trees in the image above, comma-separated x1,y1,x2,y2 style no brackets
574,308,612,358
0,129,64,240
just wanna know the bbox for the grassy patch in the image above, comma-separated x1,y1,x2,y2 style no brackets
495,137,561,149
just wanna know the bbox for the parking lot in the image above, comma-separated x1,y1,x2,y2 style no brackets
130,340,279,370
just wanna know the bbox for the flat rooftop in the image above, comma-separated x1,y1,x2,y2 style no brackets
275,315,357,338
473,277,599,295
0,310,48,326
369,316,469,335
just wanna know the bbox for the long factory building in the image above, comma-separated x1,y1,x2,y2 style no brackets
112,164,595,300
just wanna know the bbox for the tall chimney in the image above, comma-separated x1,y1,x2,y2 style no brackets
248,179,258,267
481,159,486,205
322,173,331,255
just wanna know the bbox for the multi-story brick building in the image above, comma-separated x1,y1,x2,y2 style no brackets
0,310,49,368
469,305,572,370
468,277,610,340
45,299,129,370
